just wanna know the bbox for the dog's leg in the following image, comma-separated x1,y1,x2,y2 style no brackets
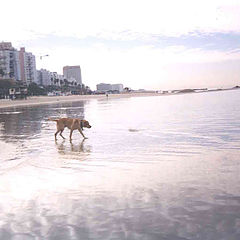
55,130,60,140
60,130,65,139
69,129,74,141
78,127,87,139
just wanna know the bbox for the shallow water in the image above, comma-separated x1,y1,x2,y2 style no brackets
0,90,240,240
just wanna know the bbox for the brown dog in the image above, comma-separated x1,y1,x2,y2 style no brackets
48,118,91,141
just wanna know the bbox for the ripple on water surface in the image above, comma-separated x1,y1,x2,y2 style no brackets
0,91,240,239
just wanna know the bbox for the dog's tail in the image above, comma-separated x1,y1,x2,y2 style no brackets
47,118,59,122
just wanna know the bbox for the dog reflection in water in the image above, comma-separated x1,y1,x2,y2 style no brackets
55,139,91,155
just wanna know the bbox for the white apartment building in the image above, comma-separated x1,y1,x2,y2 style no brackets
37,69,52,86
36,70,42,85
58,74,64,86
50,72,68,86
96,83,124,92
37,69,77,87
63,65,82,85
111,84,124,92
19,47,37,85
0,42,21,81
0,43,37,85
67,76,77,86
96,83,112,92
1,42,81,89
50,72,59,86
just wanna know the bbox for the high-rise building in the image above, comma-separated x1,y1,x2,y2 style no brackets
37,69,78,87
0,42,21,81
0,42,12,50
0,42,37,85
37,69,52,86
63,65,82,85
19,47,37,85
36,70,42,85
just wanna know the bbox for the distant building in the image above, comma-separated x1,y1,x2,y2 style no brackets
19,47,37,85
9,86,28,99
0,43,37,85
37,69,52,86
37,68,78,87
67,76,77,86
96,83,124,92
96,83,112,92
0,42,13,50
50,72,59,86
111,84,123,92
1,42,83,89
0,42,21,81
63,65,82,85
36,70,42,85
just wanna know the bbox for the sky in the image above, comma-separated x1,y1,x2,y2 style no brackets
1,0,240,90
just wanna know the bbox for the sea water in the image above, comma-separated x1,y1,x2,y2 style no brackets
0,90,240,240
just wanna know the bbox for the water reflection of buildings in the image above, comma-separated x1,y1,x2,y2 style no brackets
0,101,86,140
0,109,43,140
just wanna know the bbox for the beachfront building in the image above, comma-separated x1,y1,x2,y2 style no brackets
1,42,83,90
0,43,37,85
111,84,124,92
0,42,21,81
58,74,65,86
18,47,37,85
63,65,82,85
37,69,77,87
50,72,70,87
37,69,52,86
96,83,124,92
50,72,59,86
36,70,42,85
67,76,77,86
96,83,112,92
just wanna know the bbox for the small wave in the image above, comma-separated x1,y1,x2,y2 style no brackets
49,107,84,110
0,111,22,115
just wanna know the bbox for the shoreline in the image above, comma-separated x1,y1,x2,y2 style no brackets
0,88,238,110
0,92,161,109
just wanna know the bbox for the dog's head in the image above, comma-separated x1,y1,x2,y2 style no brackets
81,120,92,129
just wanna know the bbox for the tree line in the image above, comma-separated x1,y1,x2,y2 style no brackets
0,79,92,98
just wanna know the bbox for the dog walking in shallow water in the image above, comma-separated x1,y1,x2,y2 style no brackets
48,118,91,141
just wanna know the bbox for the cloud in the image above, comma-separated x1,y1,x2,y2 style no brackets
33,39,240,90
1,0,240,90
1,0,240,42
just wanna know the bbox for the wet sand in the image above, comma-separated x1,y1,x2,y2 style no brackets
0,92,160,109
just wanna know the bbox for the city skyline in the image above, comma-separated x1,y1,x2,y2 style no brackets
0,43,37,85
1,0,240,90
0,42,81,88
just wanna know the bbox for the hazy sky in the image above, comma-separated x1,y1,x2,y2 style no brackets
1,0,240,90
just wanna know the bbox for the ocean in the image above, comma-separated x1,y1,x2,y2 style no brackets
0,90,240,240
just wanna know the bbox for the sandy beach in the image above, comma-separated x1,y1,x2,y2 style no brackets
0,92,161,109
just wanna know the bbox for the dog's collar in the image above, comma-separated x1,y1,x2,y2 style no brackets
80,120,84,129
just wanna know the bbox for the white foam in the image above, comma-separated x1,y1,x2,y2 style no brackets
0,111,22,115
